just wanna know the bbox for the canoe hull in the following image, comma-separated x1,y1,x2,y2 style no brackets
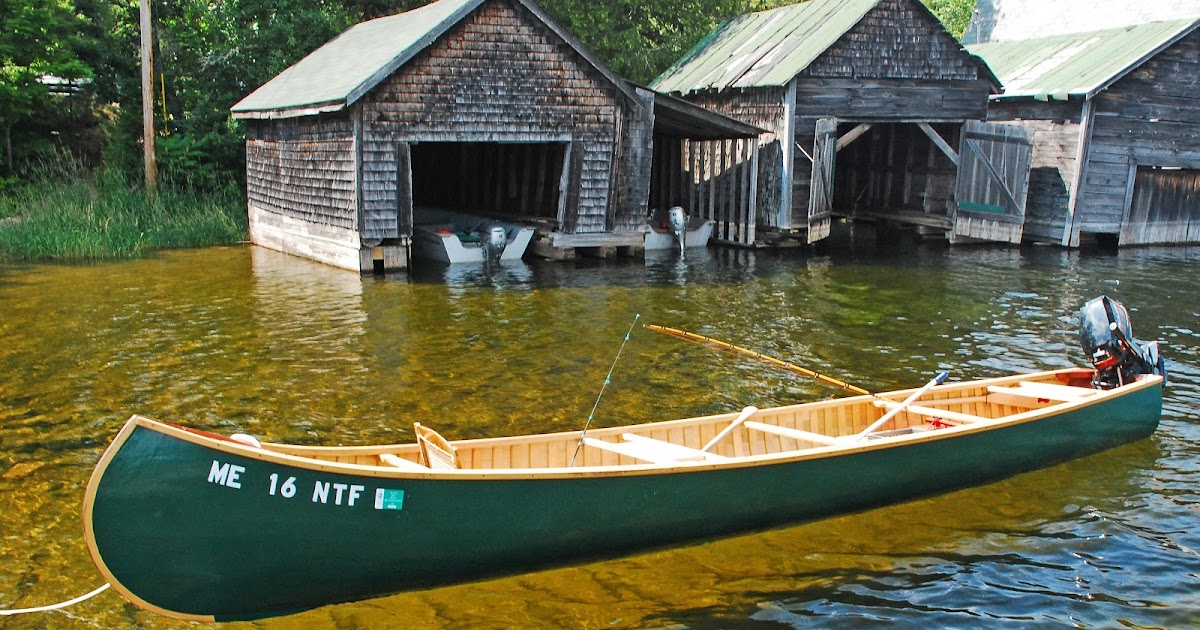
83,375,1162,621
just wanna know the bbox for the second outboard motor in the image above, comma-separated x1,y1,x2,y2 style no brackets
1078,295,1166,389
482,226,508,262
667,206,688,256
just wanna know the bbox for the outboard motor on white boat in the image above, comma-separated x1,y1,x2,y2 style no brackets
667,206,688,256
1078,295,1166,389
481,226,508,262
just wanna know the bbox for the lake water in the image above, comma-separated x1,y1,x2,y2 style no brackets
0,231,1197,628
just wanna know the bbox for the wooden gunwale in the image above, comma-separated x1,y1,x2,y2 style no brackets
98,369,1159,482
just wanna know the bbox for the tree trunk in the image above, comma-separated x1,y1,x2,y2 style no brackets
3,121,12,176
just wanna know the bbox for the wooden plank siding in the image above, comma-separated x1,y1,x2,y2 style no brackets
1073,28,1200,244
686,88,789,234
358,0,631,242
676,0,996,236
676,137,759,245
245,115,357,231
1124,167,1200,244
985,103,1085,244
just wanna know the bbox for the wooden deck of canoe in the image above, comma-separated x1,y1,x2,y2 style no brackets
258,368,1105,473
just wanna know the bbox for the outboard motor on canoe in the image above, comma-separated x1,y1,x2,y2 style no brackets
481,226,508,262
1078,295,1166,389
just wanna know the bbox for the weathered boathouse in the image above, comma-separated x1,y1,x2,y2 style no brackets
232,0,751,271
652,0,1031,245
967,15,1200,246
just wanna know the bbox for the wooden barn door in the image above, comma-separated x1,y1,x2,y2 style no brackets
952,121,1032,244
1122,166,1200,244
807,117,836,244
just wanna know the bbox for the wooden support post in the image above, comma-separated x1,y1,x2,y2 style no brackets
139,0,157,193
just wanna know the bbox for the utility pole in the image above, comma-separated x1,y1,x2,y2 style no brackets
140,0,157,193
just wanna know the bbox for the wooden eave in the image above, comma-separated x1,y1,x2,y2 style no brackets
648,88,766,139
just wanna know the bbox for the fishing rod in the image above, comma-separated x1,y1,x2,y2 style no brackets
569,313,640,467
643,324,873,396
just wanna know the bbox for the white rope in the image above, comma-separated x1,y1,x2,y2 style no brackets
0,583,110,615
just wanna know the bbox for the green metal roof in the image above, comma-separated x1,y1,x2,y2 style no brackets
651,0,881,94
967,19,1200,100
232,0,477,118
231,0,637,119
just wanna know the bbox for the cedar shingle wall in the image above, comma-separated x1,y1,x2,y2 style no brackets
361,0,624,240
245,116,356,230
804,0,981,81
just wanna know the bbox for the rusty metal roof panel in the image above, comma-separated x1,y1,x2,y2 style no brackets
651,0,880,94
967,19,1200,100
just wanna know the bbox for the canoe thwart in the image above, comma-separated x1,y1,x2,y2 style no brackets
743,421,840,445
987,382,1098,402
871,400,988,424
620,433,729,462
582,435,723,464
378,453,428,471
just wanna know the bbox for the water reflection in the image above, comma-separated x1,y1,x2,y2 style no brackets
0,243,1197,629
408,258,536,289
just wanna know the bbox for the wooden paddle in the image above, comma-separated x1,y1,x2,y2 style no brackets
644,324,872,396
701,405,758,453
848,371,949,443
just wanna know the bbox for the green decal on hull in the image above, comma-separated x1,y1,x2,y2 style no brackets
375,488,405,510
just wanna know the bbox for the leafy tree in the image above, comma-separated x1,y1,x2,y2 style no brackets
922,0,976,39
543,0,751,85
0,0,93,176
107,0,360,187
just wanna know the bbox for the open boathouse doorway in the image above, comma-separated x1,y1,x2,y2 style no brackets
406,141,569,226
808,119,1032,245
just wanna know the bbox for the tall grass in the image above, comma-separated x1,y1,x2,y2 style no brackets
0,164,248,261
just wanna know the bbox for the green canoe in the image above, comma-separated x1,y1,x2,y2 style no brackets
83,367,1162,621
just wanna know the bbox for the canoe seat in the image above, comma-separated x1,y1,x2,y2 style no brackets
743,421,840,445
987,382,1098,402
378,453,428,471
582,435,726,464
871,400,988,424
414,423,461,471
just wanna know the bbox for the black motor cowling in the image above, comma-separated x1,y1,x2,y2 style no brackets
1078,295,1166,389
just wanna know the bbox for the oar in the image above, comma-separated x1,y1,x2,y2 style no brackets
644,324,872,396
849,371,949,443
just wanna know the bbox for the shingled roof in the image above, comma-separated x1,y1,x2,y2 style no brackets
231,0,637,119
